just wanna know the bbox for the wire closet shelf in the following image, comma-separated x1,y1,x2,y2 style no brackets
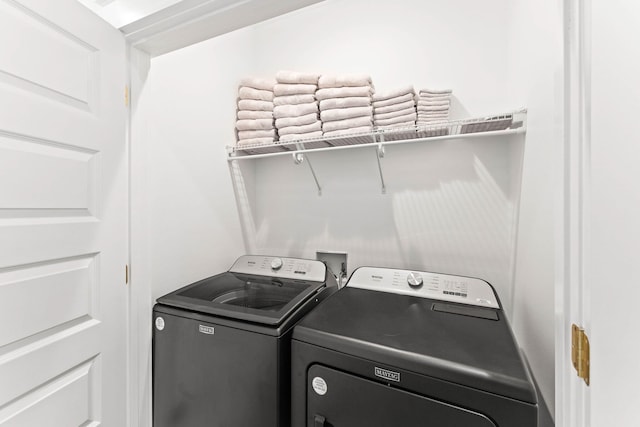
226,109,526,160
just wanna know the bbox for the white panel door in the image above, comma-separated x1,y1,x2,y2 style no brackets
0,0,127,426
589,1,640,426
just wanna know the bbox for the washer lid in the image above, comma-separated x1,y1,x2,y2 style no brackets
156,271,325,326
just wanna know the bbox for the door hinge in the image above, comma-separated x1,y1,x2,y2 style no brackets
571,324,590,385
125,264,129,285
125,86,130,107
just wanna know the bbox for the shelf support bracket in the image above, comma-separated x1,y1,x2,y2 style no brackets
375,142,387,194
293,152,322,196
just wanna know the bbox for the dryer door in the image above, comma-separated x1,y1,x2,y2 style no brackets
307,365,496,427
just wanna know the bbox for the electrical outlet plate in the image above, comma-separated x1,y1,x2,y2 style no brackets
316,251,348,287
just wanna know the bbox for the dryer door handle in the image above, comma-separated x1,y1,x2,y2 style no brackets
314,414,327,427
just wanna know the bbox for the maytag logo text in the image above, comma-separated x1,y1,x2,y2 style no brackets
198,325,215,335
374,367,400,382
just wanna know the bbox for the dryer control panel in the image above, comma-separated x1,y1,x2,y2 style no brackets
229,255,327,282
347,267,499,309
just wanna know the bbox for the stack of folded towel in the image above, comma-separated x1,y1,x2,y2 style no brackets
316,74,374,137
417,88,452,125
235,77,277,146
273,71,322,142
372,86,417,129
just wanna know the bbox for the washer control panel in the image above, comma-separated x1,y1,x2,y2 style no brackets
229,255,326,282
347,267,499,309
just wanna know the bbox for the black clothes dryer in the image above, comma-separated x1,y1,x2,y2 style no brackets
153,255,337,427
291,266,539,427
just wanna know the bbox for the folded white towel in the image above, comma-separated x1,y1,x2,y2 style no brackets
320,106,373,122
315,86,373,100
418,105,449,113
273,94,316,106
319,96,371,111
417,116,449,122
417,111,449,115
417,100,450,107
278,121,322,136
274,83,317,96
418,108,449,112
417,114,449,118
323,126,373,137
273,102,318,119
280,131,323,142
237,99,273,111
275,113,319,128
237,137,275,146
419,88,453,96
238,86,274,101
418,113,449,121
237,129,276,139
374,111,417,126
322,116,373,132
417,118,448,122
236,118,274,131
373,99,416,115
372,85,415,102
239,77,276,91
418,96,451,103
237,110,274,120
372,92,416,108
318,74,372,89
418,111,449,117
377,121,416,130
417,115,449,119
417,112,448,119
374,106,417,121
417,119,448,124
276,70,320,85
418,103,449,109
418,98,451,104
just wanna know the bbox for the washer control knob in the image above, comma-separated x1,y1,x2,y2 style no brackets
271,258,283,270
407,272,423,288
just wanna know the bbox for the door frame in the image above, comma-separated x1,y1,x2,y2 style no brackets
124,2,586,426
128,46,154,427
557,0,591,426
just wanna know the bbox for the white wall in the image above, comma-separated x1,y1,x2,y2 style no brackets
247,0,512,118
130,32,252,427
247,133,524,302
240,0,521,301
506,0,562,419
143,29,251,301
141,0,556,420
